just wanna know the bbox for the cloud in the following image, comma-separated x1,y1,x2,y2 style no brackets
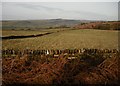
15,3,64,12
2,2,118,21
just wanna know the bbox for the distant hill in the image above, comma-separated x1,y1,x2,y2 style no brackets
2,19,91,30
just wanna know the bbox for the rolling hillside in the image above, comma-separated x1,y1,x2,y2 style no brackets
2,19,90,30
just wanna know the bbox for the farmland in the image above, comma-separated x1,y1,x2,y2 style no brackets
2,21,120,85
2,29,119,50
2,28,67,37
2,30,47,37
1,1,120,85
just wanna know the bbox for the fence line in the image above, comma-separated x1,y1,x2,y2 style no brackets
2,48,119,57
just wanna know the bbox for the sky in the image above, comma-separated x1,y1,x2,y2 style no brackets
1,2,119,21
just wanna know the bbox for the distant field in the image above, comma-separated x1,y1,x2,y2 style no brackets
2,28,66,37
2,30,48,37
2,29,119,50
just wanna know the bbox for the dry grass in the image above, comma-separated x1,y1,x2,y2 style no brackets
2,29,119,50
2,30,47,37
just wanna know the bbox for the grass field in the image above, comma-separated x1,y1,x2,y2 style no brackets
2,30,47,37
2,26,119,85
2,28,67,37
2,29,119,50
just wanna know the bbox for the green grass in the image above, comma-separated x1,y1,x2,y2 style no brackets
2,29,119,50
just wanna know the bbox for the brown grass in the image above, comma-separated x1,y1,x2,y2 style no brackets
2,29,119,50
2,51,119,85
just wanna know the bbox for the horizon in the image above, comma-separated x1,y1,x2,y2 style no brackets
0,18,119,22
1,18,118,22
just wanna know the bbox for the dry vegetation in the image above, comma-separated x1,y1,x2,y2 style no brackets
2,29,119,50
2,28,66,37
2,30,47,37
2,50,119,85
2,21,120,85
74,21,120,30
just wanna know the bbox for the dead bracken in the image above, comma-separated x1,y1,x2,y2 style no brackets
2,48,119,85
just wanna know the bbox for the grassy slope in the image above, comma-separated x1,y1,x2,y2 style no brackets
2,19,88,29
2,29,119,50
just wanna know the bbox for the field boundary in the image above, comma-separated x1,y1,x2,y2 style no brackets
1,32,54,40
2,48,119,58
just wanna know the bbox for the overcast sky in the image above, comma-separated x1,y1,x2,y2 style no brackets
2,2,118,21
